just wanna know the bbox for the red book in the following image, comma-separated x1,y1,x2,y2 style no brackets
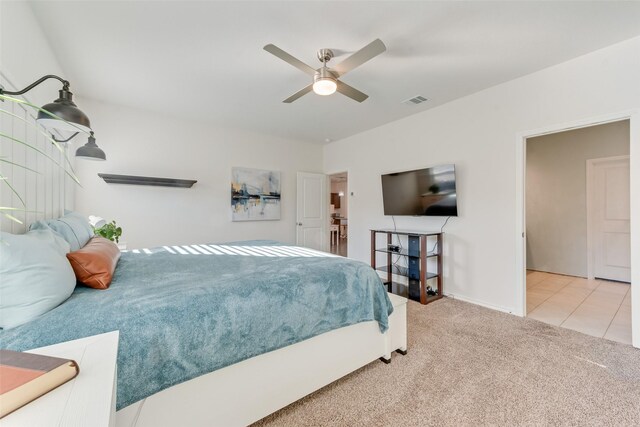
0,349,79,418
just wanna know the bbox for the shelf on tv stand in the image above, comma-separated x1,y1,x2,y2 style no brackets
371,229,444,305
374,248,440,258
371,229,443,237
375,265,439,280
385,281,443,304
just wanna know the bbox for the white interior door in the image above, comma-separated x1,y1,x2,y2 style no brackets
589,156,631,282
296,172,326,250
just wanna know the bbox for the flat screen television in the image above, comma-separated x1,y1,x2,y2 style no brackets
381,164,458,216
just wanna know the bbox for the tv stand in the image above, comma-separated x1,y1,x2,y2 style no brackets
370,229,443,305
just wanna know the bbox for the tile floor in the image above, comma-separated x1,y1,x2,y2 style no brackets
527,270,631,345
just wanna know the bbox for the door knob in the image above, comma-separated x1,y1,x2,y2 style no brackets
297,222,303,226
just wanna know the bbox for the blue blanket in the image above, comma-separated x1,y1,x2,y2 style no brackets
0,240,393,410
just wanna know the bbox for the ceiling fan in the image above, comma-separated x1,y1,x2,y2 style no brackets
263,39,386,103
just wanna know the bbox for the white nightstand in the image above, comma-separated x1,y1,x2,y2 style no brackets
1,331,119,427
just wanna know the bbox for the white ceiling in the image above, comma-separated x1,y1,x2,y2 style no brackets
29,1,640,144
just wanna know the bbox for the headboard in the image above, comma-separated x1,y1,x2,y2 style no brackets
0,72,73,234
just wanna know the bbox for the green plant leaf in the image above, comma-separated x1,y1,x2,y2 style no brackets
0,206,41,214
1,212,23,224
0,108,77,174
0,158,41,174
0,93,84,218
0,174,25,207
94,220,123,243
0,132,81,185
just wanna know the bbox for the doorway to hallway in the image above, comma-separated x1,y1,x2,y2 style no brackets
329,172,348,257
524,120,631,343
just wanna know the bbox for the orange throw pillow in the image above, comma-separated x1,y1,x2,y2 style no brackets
66,237,121,289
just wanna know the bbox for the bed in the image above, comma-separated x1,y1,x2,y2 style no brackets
0,240,407,426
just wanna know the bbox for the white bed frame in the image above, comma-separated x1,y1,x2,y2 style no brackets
116,293,407,427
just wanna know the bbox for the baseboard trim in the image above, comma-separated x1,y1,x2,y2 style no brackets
444,293,516,316
376,272,518,316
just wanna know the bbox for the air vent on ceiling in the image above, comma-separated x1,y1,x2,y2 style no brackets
402,95,428,105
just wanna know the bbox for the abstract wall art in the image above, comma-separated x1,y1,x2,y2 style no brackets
231,167,281,221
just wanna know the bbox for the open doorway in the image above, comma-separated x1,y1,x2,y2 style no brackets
525,120,631,344
329,172,348,257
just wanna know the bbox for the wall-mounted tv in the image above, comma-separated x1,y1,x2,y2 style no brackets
381,164,458,216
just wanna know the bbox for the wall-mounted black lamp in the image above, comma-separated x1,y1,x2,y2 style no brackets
51,130,107,161
75,132,106,161
0,74,105,160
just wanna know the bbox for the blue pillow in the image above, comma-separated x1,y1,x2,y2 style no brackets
29,211,93,251
0,228,76,329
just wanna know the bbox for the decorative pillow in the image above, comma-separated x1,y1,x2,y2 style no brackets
0,229,76,329
29,211,93,252
66,237,121,290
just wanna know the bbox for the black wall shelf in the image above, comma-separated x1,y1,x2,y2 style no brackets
98,173,197,188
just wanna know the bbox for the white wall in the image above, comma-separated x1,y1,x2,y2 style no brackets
526,120,630,277
73,98,323,248
324,36,640,314
0,1,74,233
0,1,66,107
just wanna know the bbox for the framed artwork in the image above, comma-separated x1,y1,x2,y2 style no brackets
231,167,281,221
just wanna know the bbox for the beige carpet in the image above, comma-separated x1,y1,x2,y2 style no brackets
254,298,640,426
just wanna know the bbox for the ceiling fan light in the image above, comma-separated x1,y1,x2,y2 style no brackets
313,78,337,96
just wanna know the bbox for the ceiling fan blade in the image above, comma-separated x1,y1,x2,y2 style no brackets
264,44,316,76
332,39,386,76
336,80,368,103
283,84,313,103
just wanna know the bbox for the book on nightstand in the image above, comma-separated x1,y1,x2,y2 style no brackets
0,349,79,418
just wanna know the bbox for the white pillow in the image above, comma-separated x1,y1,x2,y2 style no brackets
0,228,76,329
29,211,93,252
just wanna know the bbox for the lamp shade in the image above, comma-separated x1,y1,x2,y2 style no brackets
76,132,106,161
88,215,106,228
37,89,91,133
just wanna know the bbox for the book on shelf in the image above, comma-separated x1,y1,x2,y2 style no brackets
0,349,79,418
